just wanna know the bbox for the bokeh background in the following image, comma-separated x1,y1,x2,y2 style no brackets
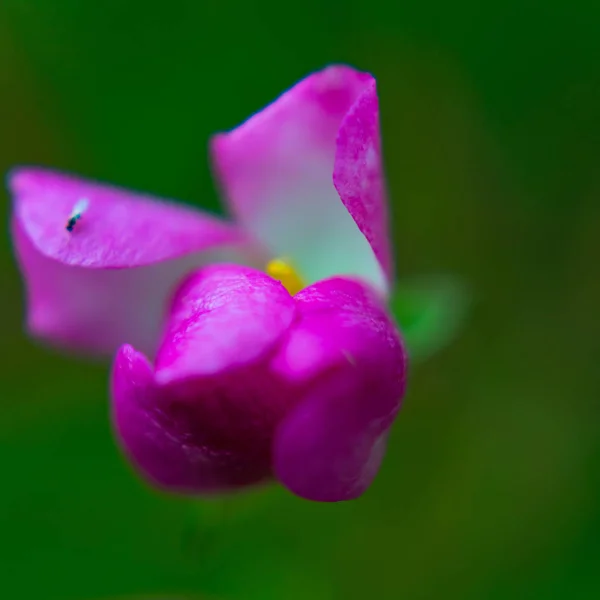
1,1,599,599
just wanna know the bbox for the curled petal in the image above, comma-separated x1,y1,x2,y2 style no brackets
10,168,259,356
211,65,391,294
111,345,274,493
112,272,406,498
272,278,407,501
155,264,296,383
114,265,299,493
334,81,393,285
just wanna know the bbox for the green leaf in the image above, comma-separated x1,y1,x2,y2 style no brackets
391,275,470,363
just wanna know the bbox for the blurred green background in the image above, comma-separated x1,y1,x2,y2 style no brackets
1,1,599,599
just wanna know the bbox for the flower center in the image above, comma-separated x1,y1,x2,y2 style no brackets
266,258,306,295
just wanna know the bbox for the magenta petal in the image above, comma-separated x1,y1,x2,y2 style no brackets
111,345,273,493
10,168,259,356
11,167,249,268
154,264,296,384
272,278,407,501
113,266,300,493
211,65,390,293
153,265,299,478
334,80,393,285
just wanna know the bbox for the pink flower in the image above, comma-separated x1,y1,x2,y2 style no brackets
10,65,407,502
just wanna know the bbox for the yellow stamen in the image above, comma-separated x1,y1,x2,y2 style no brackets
266,258,306,296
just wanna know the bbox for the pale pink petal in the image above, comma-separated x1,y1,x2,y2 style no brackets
272,277,407,501
211,65,392,294
10,168,261,356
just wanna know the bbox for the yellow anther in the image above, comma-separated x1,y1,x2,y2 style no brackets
266,258,306,296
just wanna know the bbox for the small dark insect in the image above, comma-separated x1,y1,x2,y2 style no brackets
65,198,89,232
